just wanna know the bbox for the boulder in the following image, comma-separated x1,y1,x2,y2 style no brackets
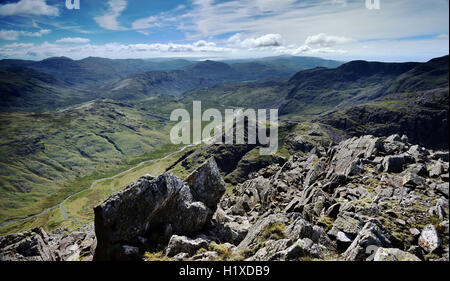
165,235,210,257
304,161,326,187
436,183,449,198
428,161,444,178
332,212,364,237
418,224,441,253
336,231,353,253
185,158,226,211
235,213,290,253
93,158,226,260
373,247,421,261
328,136,381,176
382,156,405,173
345,159,365,177
402,172,424,187
343,219,393,261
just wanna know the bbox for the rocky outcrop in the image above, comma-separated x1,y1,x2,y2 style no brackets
2,133,448,262
0,227,56,261
93,158,226,260
0,225,96,261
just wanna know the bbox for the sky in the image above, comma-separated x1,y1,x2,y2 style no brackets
0,0,448,62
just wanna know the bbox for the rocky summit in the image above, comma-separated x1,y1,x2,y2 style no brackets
1,134,447,261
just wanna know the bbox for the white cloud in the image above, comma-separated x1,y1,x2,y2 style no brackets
0,30,20,41
94,0,128,31
56,37,91,44
132,16,159,30
193,40,216,47
241,34,283,48
305,33,355,47
0,28,50,40
0,0,58,16
227,33,283,48
0,40,234,60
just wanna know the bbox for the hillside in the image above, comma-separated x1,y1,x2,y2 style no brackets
0,67,92,112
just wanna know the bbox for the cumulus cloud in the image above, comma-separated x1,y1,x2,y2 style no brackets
305,33,355,47
0,29,50,40
56,37,91,44
94,0,128,31
193,40,216,47
228,33,283,48
0,0,59,16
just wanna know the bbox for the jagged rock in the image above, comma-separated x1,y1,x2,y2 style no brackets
211,209,251,244
0,227,56,261
165,235,210,257
408,145,429,162
235,213,290,254
250,239,292,261
304,161,326,187
300,187,333,220
328,136,381,177
402,172,424,187
384,134,406,155
336,231,353,253
284,197,302,213
343,219,393,261
418,224,441,253
185,158,226,211
428,161,444,178
332,212,364,237
436,183,449,198
382,156,405,173
345,159,364,177
93,158,226,260
284,217,333,248
277,238,324,260
406,163,428,177
373,247,421,261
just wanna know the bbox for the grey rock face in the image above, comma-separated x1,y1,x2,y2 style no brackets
93,158,226,260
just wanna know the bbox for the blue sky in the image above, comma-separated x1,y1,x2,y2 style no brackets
0,0,448,61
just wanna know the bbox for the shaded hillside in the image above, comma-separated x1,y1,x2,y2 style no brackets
101,70,214,100
319,88,449,149
0,67,91,112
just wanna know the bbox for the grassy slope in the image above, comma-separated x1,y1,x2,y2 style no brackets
0,98,186,228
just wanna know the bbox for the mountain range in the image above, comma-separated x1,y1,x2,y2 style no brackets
0,54,448,262
0,55,342,111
